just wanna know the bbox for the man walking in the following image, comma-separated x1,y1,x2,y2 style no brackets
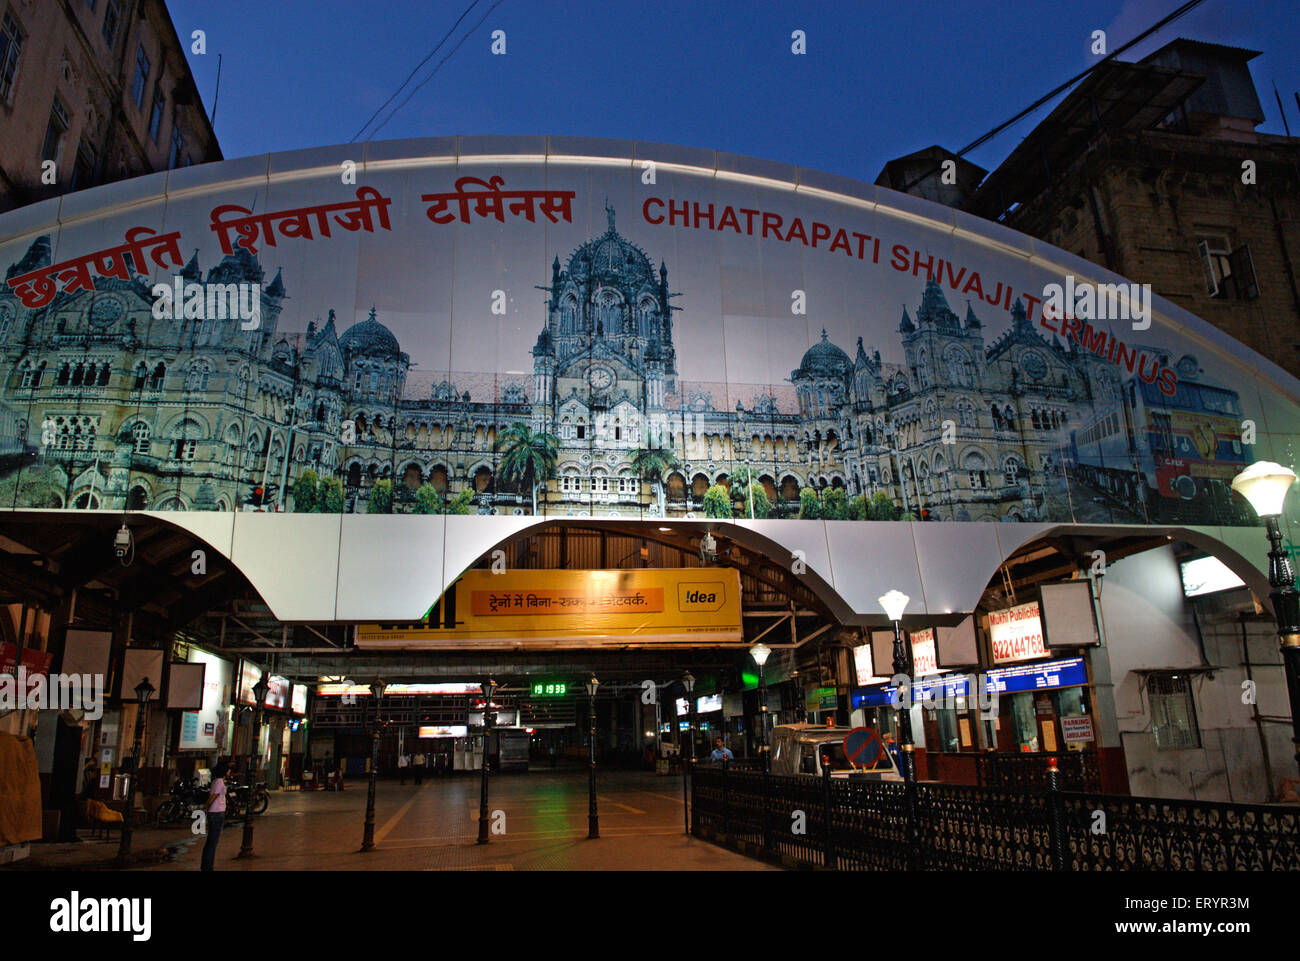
413,751,426,785
397,752,410,785
200,759,229,871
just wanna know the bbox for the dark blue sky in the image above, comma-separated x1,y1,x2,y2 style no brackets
169,0,1299,180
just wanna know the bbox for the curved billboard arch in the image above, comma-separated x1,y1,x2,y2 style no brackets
1,135,1297,620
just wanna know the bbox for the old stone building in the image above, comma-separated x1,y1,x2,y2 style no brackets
958,39,1300,381
0,0,221,213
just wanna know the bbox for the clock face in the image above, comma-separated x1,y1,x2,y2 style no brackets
587,366,613,390
1022,351,1047,381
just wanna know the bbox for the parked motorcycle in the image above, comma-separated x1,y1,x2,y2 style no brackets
227,779,270,820
156,776,208,825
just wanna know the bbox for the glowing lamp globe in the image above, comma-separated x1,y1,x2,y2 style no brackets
1232,462,1297,519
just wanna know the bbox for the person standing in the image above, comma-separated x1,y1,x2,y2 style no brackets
710,738,734,764
200,759,229,872
397,752,409,785
413,751,426,785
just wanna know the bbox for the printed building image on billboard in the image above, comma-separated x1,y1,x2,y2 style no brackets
0,146,1291,528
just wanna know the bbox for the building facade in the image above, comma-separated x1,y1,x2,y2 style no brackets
0,0,221,213
0,206,1251,525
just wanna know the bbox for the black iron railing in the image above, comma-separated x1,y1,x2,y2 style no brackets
976,751,1100,793
690,762,1300,871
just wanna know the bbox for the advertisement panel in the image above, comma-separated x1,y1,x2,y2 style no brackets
355,569,742,649
180,648,232,752
988,602,1049,665
0,140,1289,537
264,674,290,710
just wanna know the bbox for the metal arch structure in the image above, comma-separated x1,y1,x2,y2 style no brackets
1,135,1298,633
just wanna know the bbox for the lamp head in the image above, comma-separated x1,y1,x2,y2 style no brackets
252,673,270,704
682,670,695,693
878,589,910,622
585,676,599,697
749,642,772,667
1232,461,1297,519
370,677,387,699
134,676,155,703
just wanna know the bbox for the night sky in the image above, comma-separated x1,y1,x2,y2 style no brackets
165,0,1300,180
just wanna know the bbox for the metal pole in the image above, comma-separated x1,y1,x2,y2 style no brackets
758,663,769,772
1264,515,1300,778
891,617,921,870
115,696,149,864
681,709,690,835
361,695,381,852
237,703,262,858
587,690,599,839
687,700,697,835
477,684,493,844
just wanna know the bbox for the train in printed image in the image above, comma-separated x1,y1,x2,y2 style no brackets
1064,354,1252,521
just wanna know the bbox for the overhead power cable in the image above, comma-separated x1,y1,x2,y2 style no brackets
366,0,507,141
349,0,485,143
899,0,1209,195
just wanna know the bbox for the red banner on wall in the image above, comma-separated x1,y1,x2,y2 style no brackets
0,644,53,677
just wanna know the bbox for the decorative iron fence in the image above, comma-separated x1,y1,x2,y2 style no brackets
690,763,1300,871
975,751,1101,793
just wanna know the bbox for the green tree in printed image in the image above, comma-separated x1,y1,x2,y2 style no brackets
367,478,394,514
292,469,319,513
869,490,898,521
0,463,63,508
702,484,731,519
822,487,848,520
444,488,475,515
318,476,345,513
798,487,821,519
413,482,442,515
848,494,869,520
726,466,770,519
495,422,558,515
630,445,679,517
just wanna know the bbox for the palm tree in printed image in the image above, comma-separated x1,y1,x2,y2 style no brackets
630,445,680,517
495,423,559,515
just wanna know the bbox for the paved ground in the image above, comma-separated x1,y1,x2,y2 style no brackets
8,769,777,872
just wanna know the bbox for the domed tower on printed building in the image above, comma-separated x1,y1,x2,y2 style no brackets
792,329,852,482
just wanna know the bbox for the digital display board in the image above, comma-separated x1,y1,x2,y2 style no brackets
532,682,567,697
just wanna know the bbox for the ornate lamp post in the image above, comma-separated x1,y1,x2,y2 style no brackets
237,673,270,859
476,678,497,844
880,589,920,870
681,670,695,834
1232,462,1300,778
750,642,772,770
586,676,600,839
116,676,155,864
360,676,387,852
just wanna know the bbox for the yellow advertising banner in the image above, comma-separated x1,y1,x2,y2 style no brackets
355,568,743,650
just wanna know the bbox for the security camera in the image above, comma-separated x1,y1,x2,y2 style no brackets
699,532,718,564
113,523,132,559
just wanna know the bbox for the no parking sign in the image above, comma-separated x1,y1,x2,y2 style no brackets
843,727,885,769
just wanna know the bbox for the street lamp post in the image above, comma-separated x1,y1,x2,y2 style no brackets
880,589,921,870
237,674,270,859
586,676,600,839
750,643,772,771
1232,461,1300,778
360,677,387,852
477,678,497,844
116,676,155,864
681,670,694,835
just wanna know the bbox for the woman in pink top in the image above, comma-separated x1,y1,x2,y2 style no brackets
201,760,229,871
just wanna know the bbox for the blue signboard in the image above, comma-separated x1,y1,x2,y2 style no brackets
851,657,1088,708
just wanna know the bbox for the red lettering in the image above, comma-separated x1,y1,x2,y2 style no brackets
693,202,715,230
961,271,984,301
668,199,689,227
643,197,664,225
830,229,852,256
944,261,967,291
1158,367,1178,397
761,211,784,240
718,206,741,233
739,208,760,235
811,222,831,247
913,252,934,280
786,217,808,245
1022,292,1042,322
852,231,872,260
890,244,910,271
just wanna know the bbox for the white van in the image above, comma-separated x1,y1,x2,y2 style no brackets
769,723,903,781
